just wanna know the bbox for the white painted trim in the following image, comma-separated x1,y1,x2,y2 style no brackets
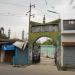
61,30,75,33
61,19,63,32
61,34,64,66
61,45,64,66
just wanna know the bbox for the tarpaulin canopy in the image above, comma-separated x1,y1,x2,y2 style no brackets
2,45,15,51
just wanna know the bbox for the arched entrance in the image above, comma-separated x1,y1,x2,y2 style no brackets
28,20,60,64
32,36,56,64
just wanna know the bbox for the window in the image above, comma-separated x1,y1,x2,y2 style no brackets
69,20,74,24
63,20,75,30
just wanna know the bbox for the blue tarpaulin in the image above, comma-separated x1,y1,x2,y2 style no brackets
2,45,15,51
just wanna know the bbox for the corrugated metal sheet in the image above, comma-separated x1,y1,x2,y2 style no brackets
13,41,27,50
63,46,75,65
13,41,24,49
13,45,29,65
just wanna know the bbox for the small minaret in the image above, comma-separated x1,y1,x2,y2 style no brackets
22,30,24,40
8,28,11,39
43,15,46,24
0,27,4,34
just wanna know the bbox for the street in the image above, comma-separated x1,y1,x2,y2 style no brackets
0,58,75,75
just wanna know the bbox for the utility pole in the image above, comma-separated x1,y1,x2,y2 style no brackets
29,3,31,32
26,3,35,32
26,3,35,64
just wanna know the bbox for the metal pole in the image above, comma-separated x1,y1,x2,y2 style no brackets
28,3,35,64
29,3,31,32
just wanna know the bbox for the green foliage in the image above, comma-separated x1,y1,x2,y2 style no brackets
29,32,60,46
34,42,41,46
0,34,8,39
29,19,60,49
42,39,52,45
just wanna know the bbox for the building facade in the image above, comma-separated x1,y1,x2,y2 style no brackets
29,19,60,64
0,39,29,65
56,19,75,70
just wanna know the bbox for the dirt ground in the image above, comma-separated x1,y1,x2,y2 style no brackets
0,58,75,75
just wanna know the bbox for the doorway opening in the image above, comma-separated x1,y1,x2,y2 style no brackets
32,37,56,65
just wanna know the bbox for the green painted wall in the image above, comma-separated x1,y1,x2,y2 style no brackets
40,45,55,58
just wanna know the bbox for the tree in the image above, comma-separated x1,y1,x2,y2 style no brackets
0,34,8,39
42,39,53,45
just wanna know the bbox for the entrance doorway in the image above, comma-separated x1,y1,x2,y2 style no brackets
32,37,56,65
4,50,15,64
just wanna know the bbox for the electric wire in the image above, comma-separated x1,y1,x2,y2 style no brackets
69,0,74,5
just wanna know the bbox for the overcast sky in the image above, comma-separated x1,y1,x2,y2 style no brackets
0,0,75,39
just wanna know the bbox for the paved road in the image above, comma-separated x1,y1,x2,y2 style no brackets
40,57,55,65
0,58,75,75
